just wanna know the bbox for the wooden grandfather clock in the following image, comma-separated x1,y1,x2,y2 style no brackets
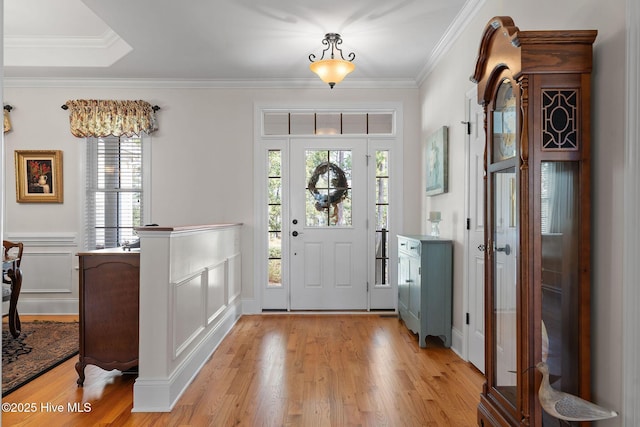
471,17,596,426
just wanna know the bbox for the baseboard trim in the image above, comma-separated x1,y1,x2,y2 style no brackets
132,300,242,412
14,298,78,315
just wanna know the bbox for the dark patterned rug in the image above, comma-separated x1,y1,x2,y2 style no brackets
2,321,78,396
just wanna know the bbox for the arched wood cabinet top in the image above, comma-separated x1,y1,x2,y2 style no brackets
471,16,597,105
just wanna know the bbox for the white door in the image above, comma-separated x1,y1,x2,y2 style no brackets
290,138,368,310
467,93,486,372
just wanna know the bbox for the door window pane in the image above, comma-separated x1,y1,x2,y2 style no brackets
267,150,283,288
263,111,394,135
368,114,393,134
342,113,367,134
290,113,315,135
375,150,389,285
305,150,352,227
264,113,289,135
315,113,341,135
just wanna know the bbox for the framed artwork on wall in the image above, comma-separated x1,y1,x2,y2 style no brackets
425,126,448,196
15,150,64,203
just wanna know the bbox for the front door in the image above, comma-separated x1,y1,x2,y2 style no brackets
290,138,368,310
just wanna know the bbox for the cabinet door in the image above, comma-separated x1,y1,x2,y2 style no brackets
489,78,519,410
82,258,139,364
539,161,582,426
398,254,410,313
408,257,421,320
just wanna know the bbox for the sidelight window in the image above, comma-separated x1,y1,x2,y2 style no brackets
375,150,390,285
267,150,283,288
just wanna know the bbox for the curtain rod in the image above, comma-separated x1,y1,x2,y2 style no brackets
61,104,161,111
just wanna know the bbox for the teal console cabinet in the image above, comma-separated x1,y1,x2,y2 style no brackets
397,235,453,348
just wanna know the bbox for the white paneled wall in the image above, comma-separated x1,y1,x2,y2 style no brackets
133,223,242,412
3,232,78,314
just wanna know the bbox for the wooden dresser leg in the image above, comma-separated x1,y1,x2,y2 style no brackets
75,359,86,386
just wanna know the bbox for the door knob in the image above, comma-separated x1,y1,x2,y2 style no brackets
292,231,299,237
477,244,486,252
495,243,511,255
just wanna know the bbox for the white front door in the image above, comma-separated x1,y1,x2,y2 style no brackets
290,138,368,310
467,92,486,372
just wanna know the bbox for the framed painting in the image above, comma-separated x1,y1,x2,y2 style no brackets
15,150,64,203
425,126,448,196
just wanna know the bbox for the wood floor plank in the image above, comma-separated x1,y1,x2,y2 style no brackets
3,314,483,426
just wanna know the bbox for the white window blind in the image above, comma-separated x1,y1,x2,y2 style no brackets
85,135,145,249
541,162,549,234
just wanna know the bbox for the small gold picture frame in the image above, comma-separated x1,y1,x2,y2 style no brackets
15,150,64,203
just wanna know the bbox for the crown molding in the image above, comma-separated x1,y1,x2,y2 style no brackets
4,29,131,68
3,77,419,90
4,29,121,48
416,0,485,86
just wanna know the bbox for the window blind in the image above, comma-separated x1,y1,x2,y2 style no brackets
85,136,144,249
541,162,549,234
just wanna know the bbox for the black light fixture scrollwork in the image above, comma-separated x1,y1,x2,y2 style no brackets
309,33,356,89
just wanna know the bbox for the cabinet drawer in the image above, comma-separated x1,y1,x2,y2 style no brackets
398,237,421,257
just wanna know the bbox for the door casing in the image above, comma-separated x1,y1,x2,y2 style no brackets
252,104,404,313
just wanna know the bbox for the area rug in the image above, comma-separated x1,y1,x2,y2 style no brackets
2,321,78,396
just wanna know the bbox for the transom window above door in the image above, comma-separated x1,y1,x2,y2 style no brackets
263,111,394,136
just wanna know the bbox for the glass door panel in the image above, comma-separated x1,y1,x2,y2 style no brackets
304,150,352,227
540,161,579,425
493,80,517,162
493,166,518,405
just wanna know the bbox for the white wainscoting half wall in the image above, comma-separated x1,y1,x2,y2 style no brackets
132,223,242,412
3,232,78,314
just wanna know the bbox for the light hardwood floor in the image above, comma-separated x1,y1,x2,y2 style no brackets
3,314,484,426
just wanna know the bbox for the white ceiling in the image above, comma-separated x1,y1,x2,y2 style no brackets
4,0,478,86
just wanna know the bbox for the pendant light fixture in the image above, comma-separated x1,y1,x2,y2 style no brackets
309,33,355,89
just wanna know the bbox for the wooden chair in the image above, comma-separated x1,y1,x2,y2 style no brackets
3,240,24,337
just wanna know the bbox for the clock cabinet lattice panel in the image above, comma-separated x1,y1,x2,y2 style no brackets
542,89,579,150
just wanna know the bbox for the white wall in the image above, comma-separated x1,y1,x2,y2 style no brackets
2,84,420,311
419,0,625,424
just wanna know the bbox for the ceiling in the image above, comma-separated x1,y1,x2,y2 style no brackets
4,0,478,86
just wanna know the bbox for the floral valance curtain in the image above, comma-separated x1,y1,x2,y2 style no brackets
64,99,158,138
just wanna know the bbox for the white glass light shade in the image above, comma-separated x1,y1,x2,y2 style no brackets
309,59,355,88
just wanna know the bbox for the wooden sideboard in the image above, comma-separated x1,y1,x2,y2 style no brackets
76,248,140,386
